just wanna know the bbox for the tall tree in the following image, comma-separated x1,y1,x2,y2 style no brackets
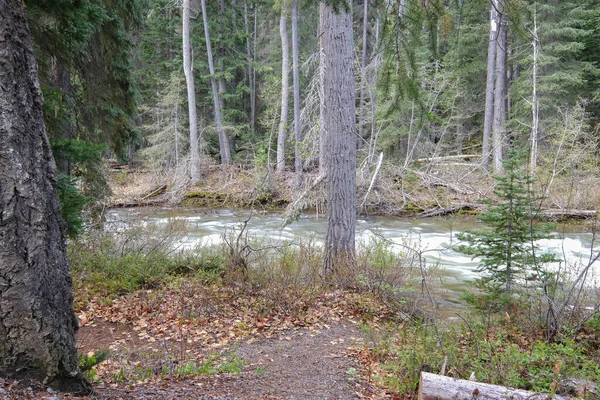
291,0,302,183
201,0,231,165
492,3,508,173
277,3,290,173
482,0,498,168
322,1,357,274
0,0,91,392
183,0,202,181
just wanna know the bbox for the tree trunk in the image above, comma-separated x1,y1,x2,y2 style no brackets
318,3,329,176
291,0,302,184
358,0,369,148
530,3,539,176
492,6,507,174
321,2,357,274
276,7,290,173
183,0,201,181
482,0,498,169
244,1,255,133
0,1,91,393
200,0,231,165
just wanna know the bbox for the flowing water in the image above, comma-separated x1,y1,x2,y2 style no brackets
106,207,599,310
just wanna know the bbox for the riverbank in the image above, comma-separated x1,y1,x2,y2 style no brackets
106,162,600,222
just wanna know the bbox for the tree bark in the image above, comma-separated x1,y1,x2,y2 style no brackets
482,0,498,169
492,6,507,174
321,2,357,274
358,0,369,148
244,1,255,133
183,0,201,181
0,1,91,393
200,0,231,165
318,3,329,176
291,0,302,184
276,6,290,173
530,3,539,176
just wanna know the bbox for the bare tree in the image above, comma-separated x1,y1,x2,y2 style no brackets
183,0,201,181
482,0,498,169
529,2,539,176
0,1,91,393
292,0,303,183
244,1,256,133
277,3,290,173
200,0,231,165
492,4,508,173
321,1,357,274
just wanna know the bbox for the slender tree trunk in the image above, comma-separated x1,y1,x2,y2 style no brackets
358,0,369,148
292,0,302,184
0,1,91,393
277,7,290,173
200,0,231,165
217,0,234,153
482,0,498,169
183,0,201,181
322,2,357,275
492,7,508,173
244,1,255,133
530,3,539,176
318,3,329,176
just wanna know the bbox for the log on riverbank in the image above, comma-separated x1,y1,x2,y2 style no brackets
540,209,597,221
418,372,570,400
418,203,485,218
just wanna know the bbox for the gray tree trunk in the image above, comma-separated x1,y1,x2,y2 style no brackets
183,0,201,181
0,1,91,393
200,0,231,165
482,0,498,169
530,4,539,176
492,8,508,173
321,2,357,274
358,0,369,149
291,0,302,184
277,6,290,173
318,3,329,176
244,2,255,133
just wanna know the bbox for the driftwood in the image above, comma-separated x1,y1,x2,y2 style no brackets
541,209,597,221
416,154,480,163
109,198,165,208
140,184,168,200
418,372,570,400
360,152,384,212
418,203,484,218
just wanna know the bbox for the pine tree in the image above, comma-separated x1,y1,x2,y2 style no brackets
456,151,557,293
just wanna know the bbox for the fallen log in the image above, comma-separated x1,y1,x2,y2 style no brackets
418,203,484,218
540,209,597,221
418,372,570,400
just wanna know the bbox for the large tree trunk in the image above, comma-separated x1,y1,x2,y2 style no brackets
0,1,91,393
291,0,302,184
276,7,290,173
482,0,498,169
318,3,329,176
183,0,201,181
200,0,231,165
322,2,357,274
492,6,508,174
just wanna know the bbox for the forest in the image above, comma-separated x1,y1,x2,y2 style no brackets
0,0,599,398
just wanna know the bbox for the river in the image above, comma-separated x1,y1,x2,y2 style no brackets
106,207,599,309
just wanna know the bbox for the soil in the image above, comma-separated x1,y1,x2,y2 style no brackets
1,319,377,400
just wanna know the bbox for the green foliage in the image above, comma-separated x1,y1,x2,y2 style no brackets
55,175,90,237
456,151,558,293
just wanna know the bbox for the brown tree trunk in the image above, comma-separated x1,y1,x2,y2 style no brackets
321,2,357,274
0,1,91,393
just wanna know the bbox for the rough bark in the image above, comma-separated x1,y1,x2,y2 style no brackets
358,0,369,148
291,0,302,184
183,0,201,181
0,1,91,393
492,7,507,174
276,7,290,173
482,0,498,169
200,0,231,165
318,3,329,176
321,2,357,274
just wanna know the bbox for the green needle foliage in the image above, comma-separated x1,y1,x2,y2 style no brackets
456,151,558,298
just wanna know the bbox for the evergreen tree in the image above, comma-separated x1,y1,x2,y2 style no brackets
456,151,558,293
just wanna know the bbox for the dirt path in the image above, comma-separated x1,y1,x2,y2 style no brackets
78,320,369,399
